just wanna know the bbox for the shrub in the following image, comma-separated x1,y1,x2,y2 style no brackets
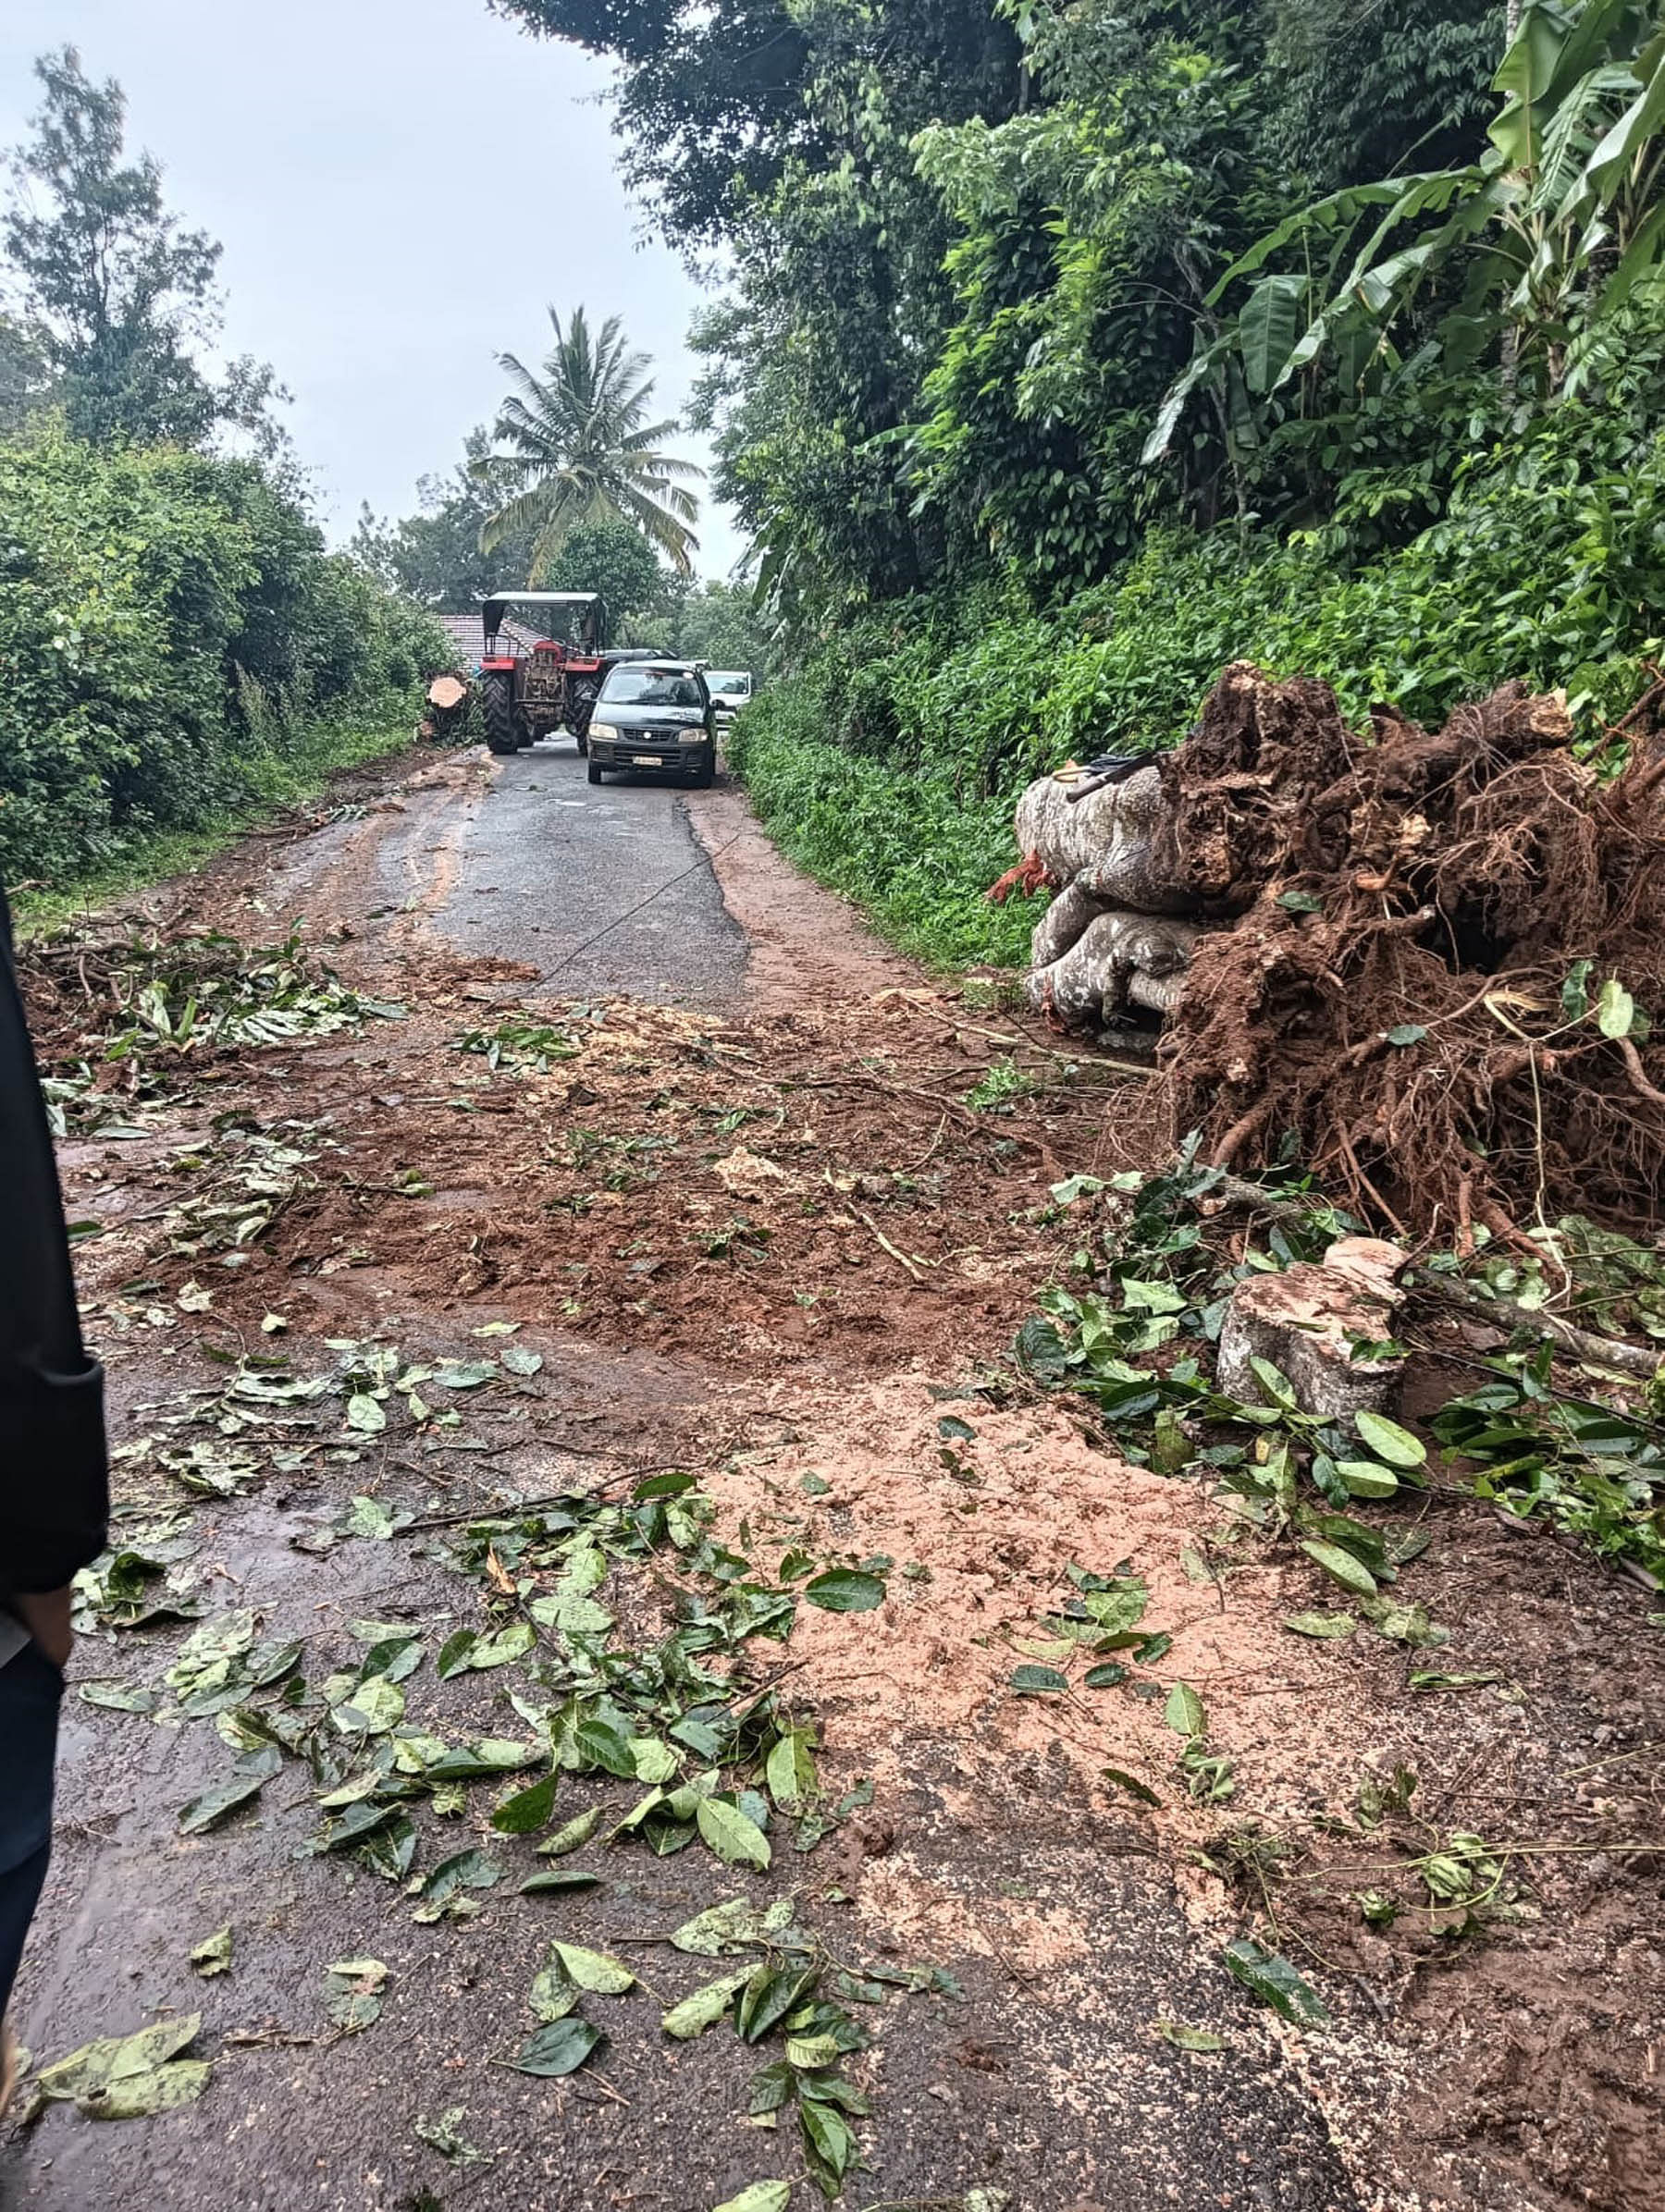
735,404,1665,965
0,426,447,885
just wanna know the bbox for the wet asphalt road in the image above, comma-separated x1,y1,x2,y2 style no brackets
0,743,1369,2212
428,737,747,1003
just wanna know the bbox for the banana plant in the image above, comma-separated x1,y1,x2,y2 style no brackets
1145,0,1665,461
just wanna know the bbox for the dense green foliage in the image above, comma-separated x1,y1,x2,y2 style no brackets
0,48,445,896
650,580,778,675
475,0,1656,965
735,388,1665,960
0,429,444,885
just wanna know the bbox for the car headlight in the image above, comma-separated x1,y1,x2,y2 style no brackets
588,723,620,743
681,729,710,745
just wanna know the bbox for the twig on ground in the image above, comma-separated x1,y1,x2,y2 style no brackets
853,1207,933,1284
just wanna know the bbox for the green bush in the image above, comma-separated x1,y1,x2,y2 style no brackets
737,407,1665,965
0,426,447,885
730,672,1035,969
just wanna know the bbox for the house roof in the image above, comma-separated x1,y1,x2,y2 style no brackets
434,610,541,668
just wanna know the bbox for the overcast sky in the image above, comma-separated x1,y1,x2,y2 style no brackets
0,0,746,578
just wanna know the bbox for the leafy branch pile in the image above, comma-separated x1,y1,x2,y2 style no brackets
1020,1147,1665,1586
24,926,404,1138
61,1444,917,2196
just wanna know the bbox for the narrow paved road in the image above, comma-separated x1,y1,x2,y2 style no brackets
0,743,1378,2212
426,740,748,1002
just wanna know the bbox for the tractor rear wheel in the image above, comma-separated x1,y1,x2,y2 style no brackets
482,676,523,756
568,683,599,743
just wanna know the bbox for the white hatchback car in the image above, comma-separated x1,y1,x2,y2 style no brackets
706,670,754,720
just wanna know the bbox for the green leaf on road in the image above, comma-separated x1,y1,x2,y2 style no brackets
467,1620,536,1669
189,1926,233,1977
37,2014,211,2120
1597,977,1636,1038
518,1869,603,1896
1163,1682,1206,1738
697,1798,772,1869
1009,1665,1068,1695
334,1675,405,1737
491,1772,559,1836
512,2020,605,2077
178,1748,280,1834
800,2097,857,2184
662,1969,750,2040
1334,1460,1400,1499
803,1568,885,1614
1103,1766,1161,1806
413,1851,501,1922
670,1898,796,1956
343,1494,407,1539
529,1953,581,2023
1282,1612,1358,1640
1223,1937,1329,2029
346,1393,387,1434
548,1942,635,1997
710,2188,791,2212
538,1807,601,1858
432,1360,500,1391
1300,1539,1379,1597
324,1958,388,2033
765,1728,818,1813
1352,1412,1426,1468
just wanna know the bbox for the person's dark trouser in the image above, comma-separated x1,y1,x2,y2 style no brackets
0,1643,62,2018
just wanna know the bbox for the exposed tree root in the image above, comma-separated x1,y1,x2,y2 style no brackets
1154,664,1665,1239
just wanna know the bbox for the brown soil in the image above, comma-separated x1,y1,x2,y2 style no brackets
18,746,1665,2212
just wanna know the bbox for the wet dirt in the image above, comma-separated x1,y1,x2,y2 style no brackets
4,740,1659,2212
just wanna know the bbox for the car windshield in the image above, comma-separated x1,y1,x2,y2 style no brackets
600,667,704,708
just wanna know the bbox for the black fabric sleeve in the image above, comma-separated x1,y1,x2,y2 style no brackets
0,887,109,1592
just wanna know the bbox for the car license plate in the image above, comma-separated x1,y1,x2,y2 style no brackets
633,753,663,767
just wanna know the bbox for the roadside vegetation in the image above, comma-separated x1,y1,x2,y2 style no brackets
0,48,444,898
502,0,1665,963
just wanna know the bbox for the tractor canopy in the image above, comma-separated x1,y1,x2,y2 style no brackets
481,591,609,654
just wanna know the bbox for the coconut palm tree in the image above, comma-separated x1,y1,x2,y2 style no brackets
475,306,703,579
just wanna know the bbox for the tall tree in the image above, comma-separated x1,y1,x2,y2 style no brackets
475,305,702,576
541,520,668,622
3,46,279,449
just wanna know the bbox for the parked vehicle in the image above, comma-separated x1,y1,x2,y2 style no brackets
706,670,754,721
478,591,660,756
586,661,718,788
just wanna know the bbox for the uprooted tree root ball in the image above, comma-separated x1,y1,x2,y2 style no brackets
1154,664,1665,1238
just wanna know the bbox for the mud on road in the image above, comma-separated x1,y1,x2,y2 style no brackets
4,740,1660,2212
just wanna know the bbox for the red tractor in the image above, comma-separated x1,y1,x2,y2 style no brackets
478,591,612,756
